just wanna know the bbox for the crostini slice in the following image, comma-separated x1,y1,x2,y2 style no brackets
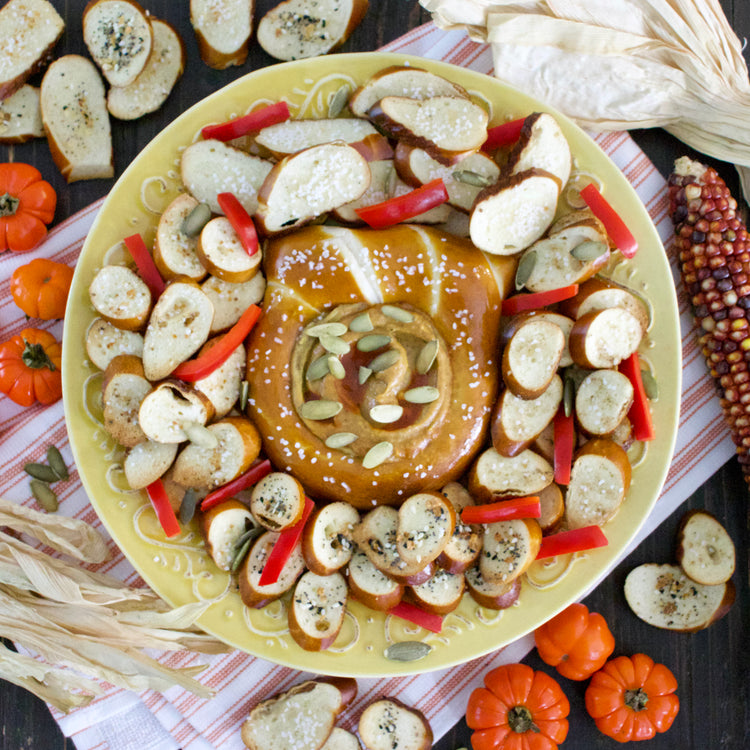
101,354,152,448
171,417,262,489
200,498,256,571
502,317,565,399
181,139,273,215
107,18,185,120
254,142,371,234
302,501,360,576
346,548,404,611
569,307,643,369
320,727,361,750
676,510,736,586
565,438,632,529
470,168,560,255
575,369,634,437
190,0,254,70
89,265,152,332
0,85,44,143
250,471,306,531
256,0,369,62
192,339,245,419
396,491,456,569
624,563,735,632
358,698,433,750
255,117,378,158
465,566,522,610
200,272,266,333
501,311,574,368
479,518,542,586
123,439,178,489
141,280,214,381
288,570,349,651
138,380,215,444
197,216,262,283
368,94,488,165
85,317,144,370
82,0,152,87
408,567,465,615
436,482,482,575
506,112,572,189
153,193,207,282
469,447,554,502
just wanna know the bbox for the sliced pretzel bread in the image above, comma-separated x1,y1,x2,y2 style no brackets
479,518,542,586
101,355,151,447
197,216,261,283
0,84,43,143
200,272,266,333
321,728,361,750
255,117,378,158
89,265,151,331
346,548,403,611
138,381,215,444
200,498,255,572
469,447,554,502
436,482,481,575
408,567,464,615
123,439,177,489
502,318,565,399
506,112,572,188
569,307,643,369
396,491,456,568
358,698,433,750
676,510,736,586
250,471,306,531
289,570,349,651
153,193,207,282
465,566,522,610
302,501,360,576
190,0,254,70
575,369,634,437
192,339,245,419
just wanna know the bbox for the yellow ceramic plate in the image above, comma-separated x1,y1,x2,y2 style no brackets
63,53,680,677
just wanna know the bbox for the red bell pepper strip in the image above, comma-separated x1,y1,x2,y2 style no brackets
217,192,259,256
201,101,291,142
536,525,608,560
501,284,579,316
553,407,575,485
146,479,181,538
461,496,541,525
258,496,315,586
580,183,638,258
389,601,443,633
123,233,165,297
355,178,449,228
173,303,262,382
482,117,525,152
619,352,655,441
200,459,273,511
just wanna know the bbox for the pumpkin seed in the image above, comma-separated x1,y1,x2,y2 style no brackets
385,641,433,662
183,422,218,448
24,462,58,483
320,333,350,356
362,441,394,469
570,240,608,261
515,250,537,290
563,375,576,418
179,488,199,525
382,305,414,323
181,202,212,237
299,400,342,420
328,85,351,118
370,404,404,423
327,356,346,380
30,480,58,512
403,386,440,404
452,169,493,188
349,312,374,332
359,366,373,385
306,322,348,338
357,334,391,352
325,432,359,449
46,445,69,480
370,349,401,372
306,355,331,381
416,340,438,374
641,369,659,400
239,380,250,411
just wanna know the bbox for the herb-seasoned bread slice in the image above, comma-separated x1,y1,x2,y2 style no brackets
358,698,433,750
85,318,144,371
89,265,152,331
396,491,456,568
289,570,349,651
101,355,152,448
302,501,360,576
346,549,403,611
190,0,254,70
436,482,481,575
0,85,44,143
200,498,256,571
479,518,542,586
408,567,464,615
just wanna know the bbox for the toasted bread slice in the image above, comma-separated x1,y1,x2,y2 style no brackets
302,501,359,576
676,510,736,586
107,18,185,120
0,84,44,142
40,54,114,182
349,65,469,118
436,482,482,575
465,566,522,610
192,339,245,419
346,548,403,611
138,381,215,444
171,417,261,489
123,439,177,489
141,280,214,381
505,311,574,368
565,438,631,529
255,142,370,234
502,318,565,399
83,0,152,87
200,272,266,333
85,317,144,370
200,498,255,571
358,698,433,750
101,355,151,447
190,0,253,69
470,168,560,255
408,567,464,615
89,265,152,331
249,471,306,531
153,194,207,282
369,95,488,165
0,0,64,101
479,518,542,586
569,307,643,369
320,728,360,750
241,678,357,750
255,117,378,158
624,563,735,632
197,216,262,283
238,530,305,609
506,112,572,188
469,447,554,502
538,482,565,533
396,491,456,569
575,369,634,437
289,570,348,651
181,139,273,215
256,0,368,61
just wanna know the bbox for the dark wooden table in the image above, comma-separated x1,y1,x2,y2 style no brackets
1,1,748,748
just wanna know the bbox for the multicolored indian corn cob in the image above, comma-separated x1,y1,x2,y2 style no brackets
668,156,750,485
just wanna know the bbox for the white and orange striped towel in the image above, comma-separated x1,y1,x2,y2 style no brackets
0,23,735,750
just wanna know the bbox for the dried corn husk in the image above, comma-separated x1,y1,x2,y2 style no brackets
420,0,750,198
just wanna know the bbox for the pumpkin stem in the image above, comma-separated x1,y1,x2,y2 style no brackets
0,192,20,217
508,706,540,734
21,339,57,371
624,688,649,712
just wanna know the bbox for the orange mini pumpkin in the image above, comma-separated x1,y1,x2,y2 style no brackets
11,258,74,319
0,328,62,406
0,163,56,253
